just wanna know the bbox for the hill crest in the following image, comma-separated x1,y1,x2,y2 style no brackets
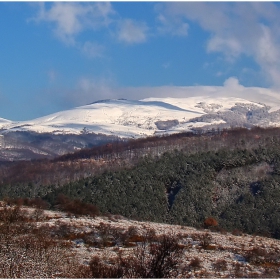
0,96,277,138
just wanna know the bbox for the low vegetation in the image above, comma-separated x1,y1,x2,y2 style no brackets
1,199,280,278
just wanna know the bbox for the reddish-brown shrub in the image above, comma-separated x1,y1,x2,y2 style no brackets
124,242,137,248
127,234,146,243
56,194,99,217
0,209,78,278
3,197,49,209
204,217,218,228
0,205,28,224
232,228,243,236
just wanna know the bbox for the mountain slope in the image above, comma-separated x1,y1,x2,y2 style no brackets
2,95,280,161
0,118,11,127
0,96,277,138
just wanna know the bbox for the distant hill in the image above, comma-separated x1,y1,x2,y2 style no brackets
1,96,280,160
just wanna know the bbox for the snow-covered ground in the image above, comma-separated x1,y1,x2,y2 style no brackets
0,96,273,138
41,209,280,278
1,203,280,278
0,118,11,127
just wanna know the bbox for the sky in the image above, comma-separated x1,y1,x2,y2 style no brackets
1,1,280,121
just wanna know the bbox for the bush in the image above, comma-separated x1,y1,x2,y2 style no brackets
0,207,78,278
4,197,49,209
127,234,146,243
244,247,280,265
56,194,99,217
204,217,218,229
81,234,185,278
198,233,212,249
232,228,243,236
0,205,28,224
189,257,201,271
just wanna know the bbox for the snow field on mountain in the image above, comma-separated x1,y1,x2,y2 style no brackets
0,96,274,137
0,118,11,127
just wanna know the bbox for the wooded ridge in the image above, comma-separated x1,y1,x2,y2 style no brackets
1,127,280,238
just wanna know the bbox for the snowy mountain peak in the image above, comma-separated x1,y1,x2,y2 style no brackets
0,118,12,130
0,117,11,123
88,98,132,105
1,96,280,138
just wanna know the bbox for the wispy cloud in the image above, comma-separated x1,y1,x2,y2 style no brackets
159,2,280,87
47,69,58,83
156,13,188,37
29,77,280,120
31,2,151,59
31,2,115,45
162,62,171,69
80,41,105,58
117,19,148,44
67,77,116,106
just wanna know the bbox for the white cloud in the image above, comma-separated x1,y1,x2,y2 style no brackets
159,2,280,88
254,25,280,87
32,2,115,45
31,2,150,55
223,77,243,89
117,19,148,44
163,2,231,33
257,25,278,65
39,77,280,117
207,36,242,60
73,77,116,105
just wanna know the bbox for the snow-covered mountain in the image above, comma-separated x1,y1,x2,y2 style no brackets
0,117,11,127
1,96,280,138
1,95,280,161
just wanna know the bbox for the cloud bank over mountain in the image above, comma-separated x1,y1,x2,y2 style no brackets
55,77,280,111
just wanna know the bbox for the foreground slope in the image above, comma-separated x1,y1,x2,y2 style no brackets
1,201,280,278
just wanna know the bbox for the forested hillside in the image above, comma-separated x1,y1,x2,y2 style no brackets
44,143,280,238
2,127,280,238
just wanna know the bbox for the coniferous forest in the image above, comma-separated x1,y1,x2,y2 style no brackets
2,127,280,238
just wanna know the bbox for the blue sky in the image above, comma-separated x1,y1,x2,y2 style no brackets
1,2,280,121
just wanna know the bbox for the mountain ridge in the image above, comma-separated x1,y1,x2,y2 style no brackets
1,95,280,161
0,96,278,138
